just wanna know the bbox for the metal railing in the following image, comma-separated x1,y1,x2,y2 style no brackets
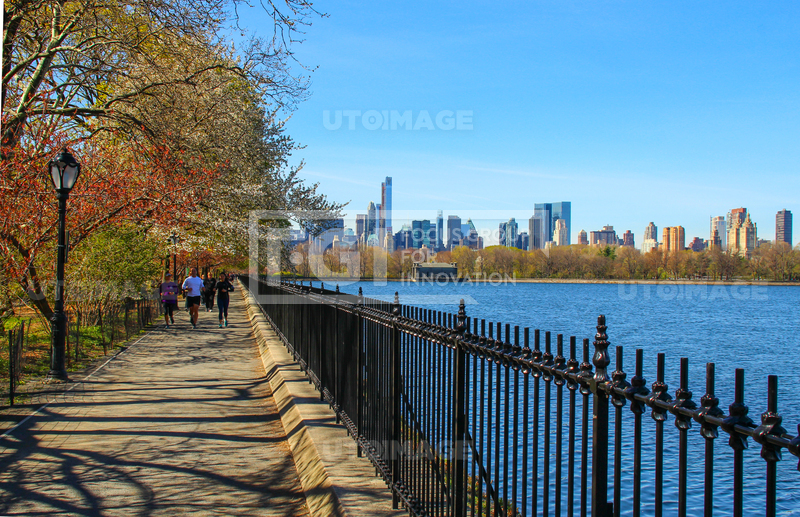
241,276,800,517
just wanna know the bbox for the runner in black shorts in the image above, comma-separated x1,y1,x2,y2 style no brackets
181,267,205,328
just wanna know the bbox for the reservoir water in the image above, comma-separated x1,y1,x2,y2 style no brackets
331,280,800,515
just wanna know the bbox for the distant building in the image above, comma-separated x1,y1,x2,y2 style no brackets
641,239,658,254
662,226,685,254
644,222,658,243
689,237,705,252
367,202,377,238
381,177,392,241
528,216,543,250
757,238,770,248
710,216,726,250
554,219,569,246
464,219,481,249
447,215,462,249
534,202,571,247
394,225,412,250
499,218,518,247
355,214,367,242
436,210,444,251
577,229,588,246
727,208,747,236
728,211,757,257
518,232,529,250
411,220,431,249
590,225,617,246
776,209,792,247
622,230,635,247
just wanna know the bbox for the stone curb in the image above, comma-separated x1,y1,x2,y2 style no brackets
240,284,403,517
241,287,345,517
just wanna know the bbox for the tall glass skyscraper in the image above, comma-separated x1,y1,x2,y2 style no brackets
381,177,392,239
436,210,444,251
533,201,571,247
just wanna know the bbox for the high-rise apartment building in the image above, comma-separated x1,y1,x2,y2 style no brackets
644,222,658,242
447,215,462,249
534,202,572,247
590,225,617,246
577,229,588,246
729,211,757,256
727,208,747,234
554,219,569,246
710,216,726,250
622,230,635,247
661,226,685,254
776,209,792,247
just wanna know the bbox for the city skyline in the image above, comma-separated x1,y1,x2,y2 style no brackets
341,176,793,249
236,2,800,247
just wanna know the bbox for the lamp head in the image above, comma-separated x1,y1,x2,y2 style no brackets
48,149,81,192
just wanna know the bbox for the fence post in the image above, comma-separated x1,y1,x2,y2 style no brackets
356,287,364,458
452,299,468,517
8,329,15,406
391,291,402,510
591,315,612,517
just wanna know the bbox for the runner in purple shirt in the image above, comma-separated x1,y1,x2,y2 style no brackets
159,273,180,328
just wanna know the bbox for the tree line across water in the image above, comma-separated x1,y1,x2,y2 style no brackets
288,242,800,282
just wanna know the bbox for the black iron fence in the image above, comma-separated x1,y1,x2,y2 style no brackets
241,276,800,517
7,320,27,406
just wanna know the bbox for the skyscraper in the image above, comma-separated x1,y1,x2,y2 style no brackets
528,216,543,250
381,177,392,239
553,219,568,246
367,201,377,240
534,202,571,247
710,216,726,250
436,210,444,251
355,214,367,242
777,209,792,247
622,230,635,247
662,226,685,254
500,218,518,247
577,229,588,246
644,222,658,242
447,215,462,249
727,208,747,233
729,212,757,256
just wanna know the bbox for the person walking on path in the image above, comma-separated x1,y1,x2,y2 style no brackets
216,272,235,327
159,273,180,327
203,272,217,312
182,267,205,329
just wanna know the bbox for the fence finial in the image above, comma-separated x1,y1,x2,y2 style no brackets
456,299,467,334
392,291,400,317
593,315,610,383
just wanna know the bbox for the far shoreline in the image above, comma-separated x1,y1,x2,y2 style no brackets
280,276,800,287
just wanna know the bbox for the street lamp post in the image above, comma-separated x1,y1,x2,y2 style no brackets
48,149,81,380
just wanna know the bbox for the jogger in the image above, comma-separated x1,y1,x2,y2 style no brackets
216,273,234,327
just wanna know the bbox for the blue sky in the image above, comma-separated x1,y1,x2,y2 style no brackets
239,1,800,246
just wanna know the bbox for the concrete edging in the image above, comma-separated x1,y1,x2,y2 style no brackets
240,284,403,517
